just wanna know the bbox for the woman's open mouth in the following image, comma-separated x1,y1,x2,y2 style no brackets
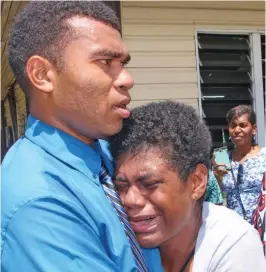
129,215,160,233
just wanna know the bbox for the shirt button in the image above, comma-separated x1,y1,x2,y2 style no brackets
92,174,97,179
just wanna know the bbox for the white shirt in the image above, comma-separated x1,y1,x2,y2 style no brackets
193,202,265,271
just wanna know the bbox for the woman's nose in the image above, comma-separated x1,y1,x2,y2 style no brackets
123,186,146,210
235,126,241,133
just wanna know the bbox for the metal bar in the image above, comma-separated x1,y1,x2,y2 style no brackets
251,33,265,146
195,31,203,117
196,29,264,35
248,88,254,99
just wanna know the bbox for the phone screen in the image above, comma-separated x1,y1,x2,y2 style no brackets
214,148,231,170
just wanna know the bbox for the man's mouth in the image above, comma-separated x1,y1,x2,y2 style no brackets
113,104,130,118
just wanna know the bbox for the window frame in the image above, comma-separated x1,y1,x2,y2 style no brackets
195,29,265,147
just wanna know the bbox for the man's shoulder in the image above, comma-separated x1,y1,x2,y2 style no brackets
2,136,50,195
2,135,56,191
2,137,76,231
2,136,45,170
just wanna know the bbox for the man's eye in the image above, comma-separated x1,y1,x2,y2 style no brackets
99,59,111,65
121,61,129,67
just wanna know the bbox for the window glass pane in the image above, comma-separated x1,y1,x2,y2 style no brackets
201,70,251,84
200,52,250,68
203,102,249,118
198,34,250,50
261,35,265,60
202,86,252,100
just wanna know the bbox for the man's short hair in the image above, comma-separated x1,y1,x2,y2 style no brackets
8,1,120,93
110,101,212,182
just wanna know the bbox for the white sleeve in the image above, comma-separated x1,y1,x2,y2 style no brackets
214,229,265,272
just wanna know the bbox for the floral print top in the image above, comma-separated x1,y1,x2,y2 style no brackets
205,171,223,204
222,147,266,223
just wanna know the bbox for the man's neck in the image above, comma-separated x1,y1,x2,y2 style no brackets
160,205,202,272
30,113,95,147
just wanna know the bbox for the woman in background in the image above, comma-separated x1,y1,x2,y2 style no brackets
213,105,266,223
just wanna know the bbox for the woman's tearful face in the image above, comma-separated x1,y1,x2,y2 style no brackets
114,148,194,248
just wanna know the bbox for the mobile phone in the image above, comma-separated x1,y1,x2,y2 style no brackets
213,148,231,170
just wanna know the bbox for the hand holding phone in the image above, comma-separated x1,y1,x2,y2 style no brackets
211,149,230,184
213,148,231,170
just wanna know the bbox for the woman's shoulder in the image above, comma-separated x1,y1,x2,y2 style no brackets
248,146,266,169
196,203,255,250
258,146,266,156
200,202,252,234
194,202,264,271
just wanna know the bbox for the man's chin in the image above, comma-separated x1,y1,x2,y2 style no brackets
105,121,123,137
98,122,123,140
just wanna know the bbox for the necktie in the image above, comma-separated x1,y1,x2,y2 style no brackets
99,160,149,272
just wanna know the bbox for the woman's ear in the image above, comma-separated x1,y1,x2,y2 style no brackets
252,124,257,137
26,55,55,93
190,164,208,201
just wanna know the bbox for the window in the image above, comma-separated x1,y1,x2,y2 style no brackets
196,32,265,148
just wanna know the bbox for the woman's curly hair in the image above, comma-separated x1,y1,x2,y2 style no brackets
110,101,212,181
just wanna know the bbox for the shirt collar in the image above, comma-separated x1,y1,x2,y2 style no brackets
25,115,103,181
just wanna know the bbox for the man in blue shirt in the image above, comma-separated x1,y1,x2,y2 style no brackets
2,2,162,271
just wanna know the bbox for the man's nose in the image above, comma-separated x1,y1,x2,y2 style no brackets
123,186,146,210
115,68,134,92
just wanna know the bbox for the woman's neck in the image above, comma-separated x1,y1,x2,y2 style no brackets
234,144,253,157
160,205,202,272
234,144,260,162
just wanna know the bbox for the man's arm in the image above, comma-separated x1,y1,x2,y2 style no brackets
2,197,120,272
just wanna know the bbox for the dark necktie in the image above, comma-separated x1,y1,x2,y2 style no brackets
99,160,149,272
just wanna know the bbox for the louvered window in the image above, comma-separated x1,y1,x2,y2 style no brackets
196,33,265,148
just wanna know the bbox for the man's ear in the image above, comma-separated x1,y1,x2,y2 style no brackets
189,164,208,201
26,56,55,93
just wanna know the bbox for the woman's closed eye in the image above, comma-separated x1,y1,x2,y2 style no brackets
142,181,161,189
114,180,129,190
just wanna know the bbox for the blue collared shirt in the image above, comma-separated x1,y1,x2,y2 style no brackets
1,115,163,272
